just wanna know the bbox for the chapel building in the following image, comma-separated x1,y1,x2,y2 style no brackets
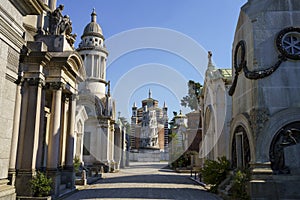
130,90,169,161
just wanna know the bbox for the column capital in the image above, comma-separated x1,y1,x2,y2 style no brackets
27,77,44,87
62,93,71,102
69,94,78,101
46,82,65,90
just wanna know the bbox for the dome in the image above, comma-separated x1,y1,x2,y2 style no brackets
82,9,104,39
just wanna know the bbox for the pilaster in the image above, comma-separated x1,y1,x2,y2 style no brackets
8,79,22,185
249,162,277,200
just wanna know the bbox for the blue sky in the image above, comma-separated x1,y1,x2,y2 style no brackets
58,0,246,120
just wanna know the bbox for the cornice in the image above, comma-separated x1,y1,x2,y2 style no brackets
76,46,109,55
9,0,44,16
0,7,25,49
22,51,52,66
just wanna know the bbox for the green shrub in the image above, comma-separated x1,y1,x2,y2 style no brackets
230,170,250,200
171,153,190,169
73,156,81,173
30,171,52,197
201,156,230,193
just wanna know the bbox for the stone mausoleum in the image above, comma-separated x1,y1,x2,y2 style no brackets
229,0,300,198
77,9,119,172
0,0,123,198
0,0,86,198
130,90,169,162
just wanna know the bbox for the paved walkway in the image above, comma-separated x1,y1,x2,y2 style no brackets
63,162,221,200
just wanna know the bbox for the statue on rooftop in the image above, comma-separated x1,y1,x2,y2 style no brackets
49,4,64,35
49,4,76,47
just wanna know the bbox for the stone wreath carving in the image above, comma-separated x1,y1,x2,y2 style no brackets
249,108,269,137
228,27,300,96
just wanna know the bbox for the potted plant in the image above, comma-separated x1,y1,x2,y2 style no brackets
29,171,52,199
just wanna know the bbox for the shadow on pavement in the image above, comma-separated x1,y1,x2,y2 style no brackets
68,187,220,200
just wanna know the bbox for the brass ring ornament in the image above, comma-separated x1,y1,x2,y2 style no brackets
276,27,300,60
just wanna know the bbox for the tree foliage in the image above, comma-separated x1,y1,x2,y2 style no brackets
181,80,202,110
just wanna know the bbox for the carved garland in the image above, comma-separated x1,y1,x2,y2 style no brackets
229,27,300,96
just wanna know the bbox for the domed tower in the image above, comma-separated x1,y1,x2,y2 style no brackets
77,9,108,98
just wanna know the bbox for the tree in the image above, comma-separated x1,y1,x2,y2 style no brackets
181,80,202,110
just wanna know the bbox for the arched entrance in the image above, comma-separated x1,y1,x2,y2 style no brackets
231,125,251,169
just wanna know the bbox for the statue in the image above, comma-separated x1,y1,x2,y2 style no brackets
49,4,64,35
49,4,76,47
270,128,299,174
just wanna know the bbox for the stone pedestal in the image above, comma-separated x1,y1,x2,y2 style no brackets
46,170,61,198
284,144,300,174
0,179,15,200
60,167,75,190
15,171,34,197
249,163,277,200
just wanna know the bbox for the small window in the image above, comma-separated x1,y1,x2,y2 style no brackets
83,132,91,155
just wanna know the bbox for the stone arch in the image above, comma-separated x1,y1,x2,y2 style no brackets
203,104,216,159
77,120,83,133
67,51,86,81
257,108,300,163
230,113,255,166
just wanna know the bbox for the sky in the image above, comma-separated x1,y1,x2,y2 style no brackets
57,0,247,120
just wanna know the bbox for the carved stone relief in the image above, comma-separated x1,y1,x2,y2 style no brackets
269,122,300,174
249,108,269,138
229,27,300,96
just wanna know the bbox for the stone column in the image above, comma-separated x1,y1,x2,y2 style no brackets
47,82,62,169
64,95,76,189
36,87,46,170
99,123,109,164
46,82,63,197
48,0,57,11
65,95,76,167
109,123,115,171
114,128,121,170
59,94,69,168
15,78,43,196
8,82,22,185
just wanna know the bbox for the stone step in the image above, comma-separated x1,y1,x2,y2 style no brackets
59,184,66,191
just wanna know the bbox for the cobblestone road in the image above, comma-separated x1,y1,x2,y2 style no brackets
63,162,221,200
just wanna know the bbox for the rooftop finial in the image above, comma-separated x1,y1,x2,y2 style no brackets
107,80,110,97
207,51,215,70
149,89,152,98
163,101,167,108
91,8,97,22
